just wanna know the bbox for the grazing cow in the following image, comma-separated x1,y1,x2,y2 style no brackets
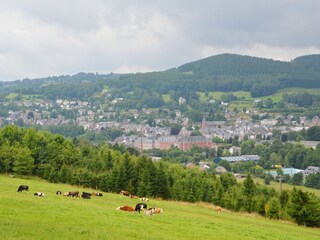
56,191,62,195
145,208,155,216
215,206,222,212
34,192,45,197
153,208,163,214
130,195,138,199
135,203,147,213
64,191,79,197
140,197,149,202
81,192,91,199
120,190,130,197
116,205,135,212
92,192,103,197
17,185,29,192
69,191,79,197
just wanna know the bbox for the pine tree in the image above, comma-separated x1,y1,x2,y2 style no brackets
266,197,280,219
288,188,320,227
137,168,152,197
154,163,170,199
242,174,256,212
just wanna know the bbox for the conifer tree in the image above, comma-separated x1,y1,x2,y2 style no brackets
288,188,320,227
137,168,152,197
242,174,256,212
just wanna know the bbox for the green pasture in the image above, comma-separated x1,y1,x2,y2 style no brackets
5,93,41,100
162,94,172,103
251,177,320,198
0,175,319,240
198,88,320,103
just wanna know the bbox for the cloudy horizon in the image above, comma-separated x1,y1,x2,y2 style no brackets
1,0,320,81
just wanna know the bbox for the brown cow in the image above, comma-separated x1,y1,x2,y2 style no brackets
116,205,135,212
120,190,130,197
130,195,138,199
215,206,222,212
92,191,103,197
64,191,79,197
153,208,163,214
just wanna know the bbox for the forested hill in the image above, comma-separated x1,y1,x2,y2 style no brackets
1,53,320,99
177,53,292,76
110,53,320,97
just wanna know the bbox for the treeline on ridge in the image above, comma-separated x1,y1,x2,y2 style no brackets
1,54,320,100
0,125,319,227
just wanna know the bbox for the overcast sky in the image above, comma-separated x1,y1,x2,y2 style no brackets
1,0,320,81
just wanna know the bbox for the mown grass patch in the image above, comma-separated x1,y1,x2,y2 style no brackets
250,177,320,197
198,88,320,103
162,94,172,103
1,175,319,240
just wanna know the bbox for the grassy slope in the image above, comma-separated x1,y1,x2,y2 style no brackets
251,177,320,197
197,87,320,113
1,175,319,240
198,87,320,102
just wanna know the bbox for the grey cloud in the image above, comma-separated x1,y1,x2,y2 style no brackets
0,0,320,81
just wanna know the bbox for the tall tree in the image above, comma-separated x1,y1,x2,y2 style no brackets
13,146,34,176
288,188,320,227
242,174,256,212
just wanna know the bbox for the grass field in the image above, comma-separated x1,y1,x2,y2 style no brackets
0,175,319,240
197,87,320,113
198,88,320,103
162,94,172,103
251,177,320,197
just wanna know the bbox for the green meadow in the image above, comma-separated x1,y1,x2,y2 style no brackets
198,87,320,103
0,175,319,240
251,177,320,197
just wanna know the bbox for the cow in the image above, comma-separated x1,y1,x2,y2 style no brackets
56,191,62,195
69,191,79,197
130,195,138,199
34,192,45,197
64,191,79,197
116,205,135,212
145,208,155,216
134,203,147,213
120,190,130,197
81,192,91,199
17,185,29,192
92,192,103,197
140,197,149,202
215,206,222,212
153,208,163,214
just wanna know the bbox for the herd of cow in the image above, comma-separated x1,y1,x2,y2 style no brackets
117,190,163,216
17,185,165,216
17,185,103,199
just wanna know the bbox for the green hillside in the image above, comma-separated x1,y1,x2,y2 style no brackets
1,174,319,240
177,53,292,76
2,53,320,100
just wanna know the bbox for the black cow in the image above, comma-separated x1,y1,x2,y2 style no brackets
81,192,91,199
135,203,147,213
17,185,29,192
